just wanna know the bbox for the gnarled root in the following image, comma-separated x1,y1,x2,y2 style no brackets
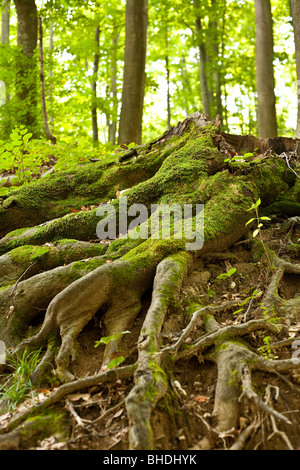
13,253,157,382
126,252,192,450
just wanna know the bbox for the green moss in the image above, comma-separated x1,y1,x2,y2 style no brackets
10,245,50,265
4,227,30,238
53,238,78,245
19,408,70,445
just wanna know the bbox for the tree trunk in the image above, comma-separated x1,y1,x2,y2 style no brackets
91,25,100,144
291,0,300,138
1,0,10,44
13,0,39,134
165,54,171,129
1,0,10,105
194,1,211,117
118,0,148,145
254,0,277,138
106,32,119,145
48,20,54,128
38,17,56,145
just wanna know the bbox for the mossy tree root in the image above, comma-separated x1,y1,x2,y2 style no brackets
125,252,191,450
12,252,159,382
263,256,300,320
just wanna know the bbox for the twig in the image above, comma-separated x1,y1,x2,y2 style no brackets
10,262,38,299
230,419,259,450
240,364,291,425
93,400,124,424
162,299,241,355
265,385,294,450
174,318,279,360
66,400,85,427
284,152,300,180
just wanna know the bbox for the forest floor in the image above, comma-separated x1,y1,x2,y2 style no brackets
0,222,299,451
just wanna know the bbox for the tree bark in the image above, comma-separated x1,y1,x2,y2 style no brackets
1,0,10,105
91,25,100,144
48,20,54,128
13,0,39,133
105,31,120,145
118,0,148,145
194,0,211,117
39,17,56,145
254,0,277,138
291,0,300,138
1,0,10,45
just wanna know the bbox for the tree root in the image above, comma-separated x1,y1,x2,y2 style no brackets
12,252,158,381
0,113,299,450
263,256,300,320
126,252,191,450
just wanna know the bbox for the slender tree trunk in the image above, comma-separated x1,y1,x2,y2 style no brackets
291,0,300,138
1,0,10,105
194,0,211,117
210,0,223,121
38,16,56,144
48,20,54,128
13,0,39,133
118,0,148,145
1,0,10,44
254,0,277,138
91,25,100,144
106,32,119,145
165,55,171,129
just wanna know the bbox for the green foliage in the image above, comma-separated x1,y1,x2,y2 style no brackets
94,330,130,369
217,267,236,279
0,0,296,147
0,125,50,193
258,336,278,360
0,348,41,412
246,199,272,265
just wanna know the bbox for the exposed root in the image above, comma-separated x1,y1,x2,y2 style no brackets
0,114,299,450
13,253,157,381
263,256,300,320
239,364,291,425
126,252,191,450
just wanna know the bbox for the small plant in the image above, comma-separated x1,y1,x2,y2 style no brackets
94,331,130,369
224,148,258,163
258,336,278,360
217,267,236,280
246,198,272,267
232,288,263,318
0,348,41,411
0,125,51,194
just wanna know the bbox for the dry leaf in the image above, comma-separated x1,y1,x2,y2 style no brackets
194,395,208,403
113,408,123,419
67,393,91,402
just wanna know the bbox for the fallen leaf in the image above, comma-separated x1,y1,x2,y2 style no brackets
67,393,91,402
194,395,208,403
113,409,123,419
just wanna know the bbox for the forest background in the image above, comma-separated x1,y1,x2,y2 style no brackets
0,0,298,192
